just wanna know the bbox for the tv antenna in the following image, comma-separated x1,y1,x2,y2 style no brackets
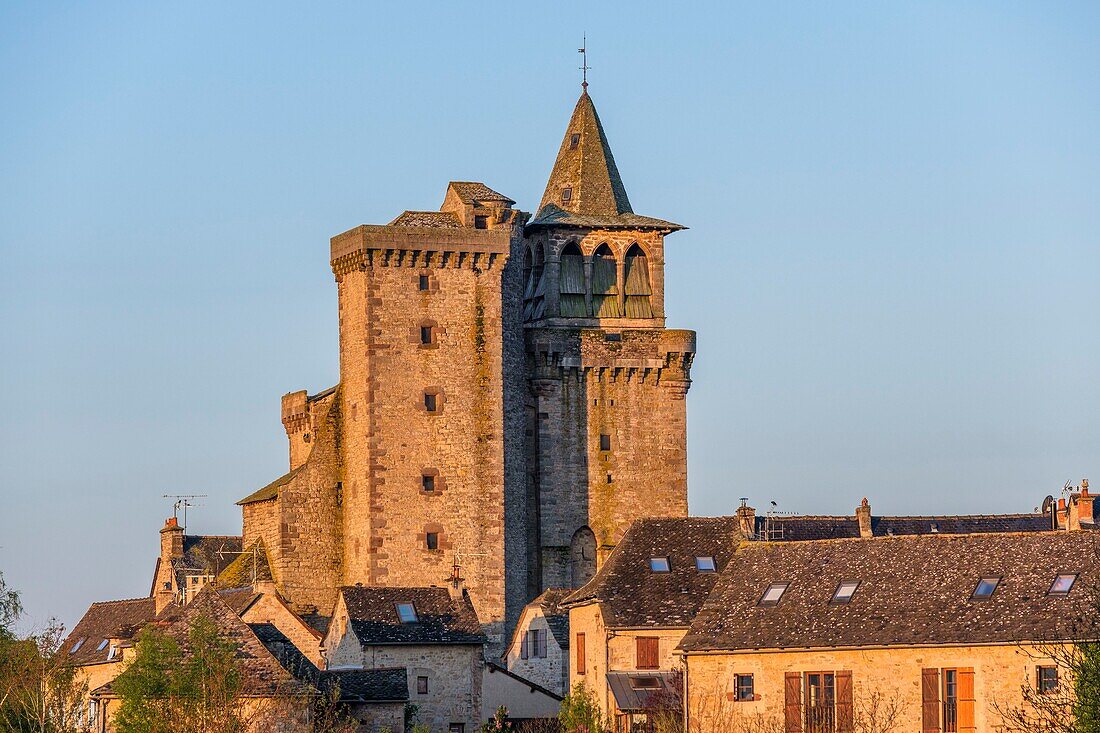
448,548,491,590
163,494,207,531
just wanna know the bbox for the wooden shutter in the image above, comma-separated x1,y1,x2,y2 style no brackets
576,633,586,675
636,637,659,669
835,670,853,733
921,668,940,733
784,672,803,733
537,628,547,658
957,668,976,732
520,630,529,659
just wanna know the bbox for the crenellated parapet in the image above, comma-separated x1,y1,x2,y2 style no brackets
330,225,517,278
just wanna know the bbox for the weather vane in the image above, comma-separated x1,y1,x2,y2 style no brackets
578,35,590,91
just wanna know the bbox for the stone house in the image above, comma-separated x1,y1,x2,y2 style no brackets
678,530,1100,733
323,585,488,732
503,587,571,696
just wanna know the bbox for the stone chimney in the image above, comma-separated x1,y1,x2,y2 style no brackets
856,498,873,538
736,500,756,538
155,517,185,614
1068,479,1094,531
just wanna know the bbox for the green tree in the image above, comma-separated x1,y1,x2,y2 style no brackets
558,682,607,733
113,615,245,733
482,705,513,732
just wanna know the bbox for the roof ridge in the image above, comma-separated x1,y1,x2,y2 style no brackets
88,595,154,606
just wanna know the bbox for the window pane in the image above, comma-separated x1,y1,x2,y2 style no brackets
695,556,716,572
972,577,1000,599
760,583,788,606
1050,574,1077,595
832,581,859,604
650,557,670,572
396,603,418,623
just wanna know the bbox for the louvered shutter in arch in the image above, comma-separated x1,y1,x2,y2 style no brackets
623,244,653,318
835,670,853,733
958,668,976,732
922,668,940,733
784,672,803,733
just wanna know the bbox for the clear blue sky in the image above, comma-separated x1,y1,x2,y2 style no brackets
1,2,1097,631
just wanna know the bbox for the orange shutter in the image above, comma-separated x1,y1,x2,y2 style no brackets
835,671,853,733
784,672,803,733
921,669,940,733
576,633,586,675
957,668,976,732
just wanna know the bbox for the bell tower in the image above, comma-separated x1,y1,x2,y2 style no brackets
523,90,695,591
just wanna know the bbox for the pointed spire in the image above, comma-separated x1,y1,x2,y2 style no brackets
530,91,683,232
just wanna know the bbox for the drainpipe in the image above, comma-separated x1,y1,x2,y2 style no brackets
682,654,690,733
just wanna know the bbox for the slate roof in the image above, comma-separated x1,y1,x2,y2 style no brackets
237,465,305,505
63,597,157,666
249,623,319,681
532,588,571,649
563,517,742,627
388,210,462,228
339,586,485,645
528,91,683,232
171,535,242,587
447,181,515,205
679,531,1100,653
317,668,409,703
755,513,1053,541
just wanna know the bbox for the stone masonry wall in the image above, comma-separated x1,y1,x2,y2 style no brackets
332,224,516,649
361,643,484,732
503,607,568,696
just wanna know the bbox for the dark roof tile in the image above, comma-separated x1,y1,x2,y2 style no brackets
340,586,484,645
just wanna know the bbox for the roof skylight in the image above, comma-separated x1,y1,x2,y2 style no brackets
630,676,661,690
695,556,717,573
831,581,860,605
96,639,109,652
758,582,789,607
971,577,1001,600
395,602,418,623
649,557,670,573
69,638,85,654
1049,573,1078,596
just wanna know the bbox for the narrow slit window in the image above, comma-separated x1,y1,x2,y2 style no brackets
1049,573,1077,596
562,187,572,203
425,532,439,551
417,675,428,694
419,274,430,291
759,582,789,607
570,133,580,149
972,576,1001,600
831,580,860,604
695,556,717,572
424,392,438,412
396,602,418,623
649,557,670,573
422,474,435,492
420,325,433,345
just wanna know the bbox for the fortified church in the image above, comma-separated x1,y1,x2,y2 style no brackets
231,87,694,649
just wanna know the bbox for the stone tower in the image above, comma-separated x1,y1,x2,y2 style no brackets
523,91,695,591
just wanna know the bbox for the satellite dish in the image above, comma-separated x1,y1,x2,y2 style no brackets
1042,495,1055,513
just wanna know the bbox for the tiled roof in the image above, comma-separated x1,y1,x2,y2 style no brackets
317,668,409,703
447,181,515,205
171,535,242,588
754,513,1053,541
564,517,742,627
237,465,305,505
680,531,1100,653
300,613,332,638
529,91,683,232
215,538,274,589
62,597,157,666
532,588,571,649
340,586,485,645
249,623,318,681
388,210,463,228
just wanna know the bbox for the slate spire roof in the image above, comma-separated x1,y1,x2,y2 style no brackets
529,91,683,231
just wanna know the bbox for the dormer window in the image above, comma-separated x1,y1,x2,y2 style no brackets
758,582,789,607
695,556,716,572
972,576,1001,600
649,557,670,573
831,581,860,604
561,187,572,203
1049,573,1077,596
395,603,418,623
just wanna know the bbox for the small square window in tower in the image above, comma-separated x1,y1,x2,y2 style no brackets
419,274,430,291
424,392,438,413
599,433,611,451
420,326,433,345
474,215,488,229
425,532,439,551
